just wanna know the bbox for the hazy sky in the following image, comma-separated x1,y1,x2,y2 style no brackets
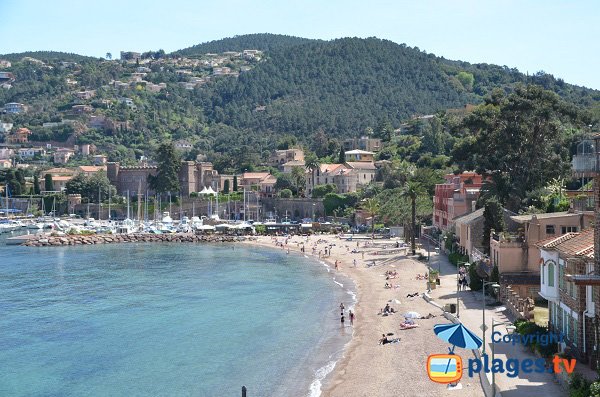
1,0,599,89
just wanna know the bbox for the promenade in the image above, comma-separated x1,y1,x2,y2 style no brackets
423,248,566,397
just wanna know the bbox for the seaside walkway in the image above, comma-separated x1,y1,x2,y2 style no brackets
420,249,565,397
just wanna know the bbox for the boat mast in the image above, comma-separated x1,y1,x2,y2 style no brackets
137,181,142,224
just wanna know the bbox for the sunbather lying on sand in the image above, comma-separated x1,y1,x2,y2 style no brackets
420,313,436,319
415,273,428,280
399,322,419,330
406,292,419,298
379,334,401,345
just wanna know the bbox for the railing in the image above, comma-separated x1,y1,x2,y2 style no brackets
572,154,598,173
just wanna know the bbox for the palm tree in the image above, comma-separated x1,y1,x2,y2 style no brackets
401,181,424,255
362,198,380,239
304,154,320,196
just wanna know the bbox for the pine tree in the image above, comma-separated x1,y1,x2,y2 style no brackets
33,175,40,194
338,147,346,164
44,174,54,192
223,179,230,194
148,142,181,194
233,175,238,192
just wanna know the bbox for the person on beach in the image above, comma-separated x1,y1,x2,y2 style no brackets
353,259,357,267
349,310,355,325
341,313,345,326
340,303,345,314
362,252,365,259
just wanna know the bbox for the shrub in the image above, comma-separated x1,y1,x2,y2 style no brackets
569,373,591,397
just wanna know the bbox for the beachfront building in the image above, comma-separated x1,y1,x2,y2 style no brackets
433,172,484,231
454,206,515,262
492,211,593,303
538,229,596,366
239,172,277,198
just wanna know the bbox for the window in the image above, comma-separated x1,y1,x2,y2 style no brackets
548,261,555,287
561,226,578,234
542,264,545,285
546,225,555,235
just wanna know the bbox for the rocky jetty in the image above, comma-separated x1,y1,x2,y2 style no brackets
21,233,246,247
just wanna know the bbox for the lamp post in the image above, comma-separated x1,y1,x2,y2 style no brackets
491,318,516,395
456,261,470,318
482,280,501,355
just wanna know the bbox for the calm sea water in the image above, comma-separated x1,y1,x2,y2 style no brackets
0,237,354,397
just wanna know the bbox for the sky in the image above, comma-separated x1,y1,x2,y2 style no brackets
1,0,599,89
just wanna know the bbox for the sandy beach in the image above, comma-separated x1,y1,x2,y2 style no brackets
245,234,484,397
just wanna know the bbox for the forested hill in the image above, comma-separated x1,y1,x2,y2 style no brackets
173,33,317,56
0,51,97,63
195,36,599,138
1,34,599,170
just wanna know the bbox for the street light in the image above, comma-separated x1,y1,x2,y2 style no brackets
455,261,471,318
482,280,501,355
491,318,516,394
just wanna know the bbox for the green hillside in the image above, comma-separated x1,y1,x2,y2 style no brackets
173,33,316,56
0,34,598,172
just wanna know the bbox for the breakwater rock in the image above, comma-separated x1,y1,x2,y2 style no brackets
21,233,246,247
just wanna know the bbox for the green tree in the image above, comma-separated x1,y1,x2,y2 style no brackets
105,52,112,60
482,198,506,254
279,188,292,198
233,175,238,192
362,197,380,239
33,175,40,195
469,263,483,291
401,181,425,255
312,184,337,198
338,146,346,164
454,85,584,212
223,179,230,194
274,173,297,195
148,142,181,194
456,71,474,91
304,153,320,190
291,166,306,197
44,174,54,192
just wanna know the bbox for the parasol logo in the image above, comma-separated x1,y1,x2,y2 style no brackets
427,323,482,384
429,323,577,383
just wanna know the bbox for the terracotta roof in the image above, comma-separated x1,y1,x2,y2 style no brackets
242,172,270,179
345,161,376,170
319,164,345,174
78,165,106,172
536,228,594,258
44,167,75,175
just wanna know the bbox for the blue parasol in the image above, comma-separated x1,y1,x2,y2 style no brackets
433,323,482,350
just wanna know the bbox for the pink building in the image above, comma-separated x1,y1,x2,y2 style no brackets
433,172,484,230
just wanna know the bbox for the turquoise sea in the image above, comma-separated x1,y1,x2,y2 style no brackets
0,236,354,397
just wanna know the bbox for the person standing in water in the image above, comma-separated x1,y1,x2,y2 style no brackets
340,313,345,327
349,310,355,325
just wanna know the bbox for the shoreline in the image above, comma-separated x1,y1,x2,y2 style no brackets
244,235,484,397
13,232,245,246
240,236,358,397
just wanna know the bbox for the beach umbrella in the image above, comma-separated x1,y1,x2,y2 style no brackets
403,311,421,319
433,323,482,350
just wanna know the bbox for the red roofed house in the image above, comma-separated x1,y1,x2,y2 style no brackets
6,127,32,144
240,172,277,197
